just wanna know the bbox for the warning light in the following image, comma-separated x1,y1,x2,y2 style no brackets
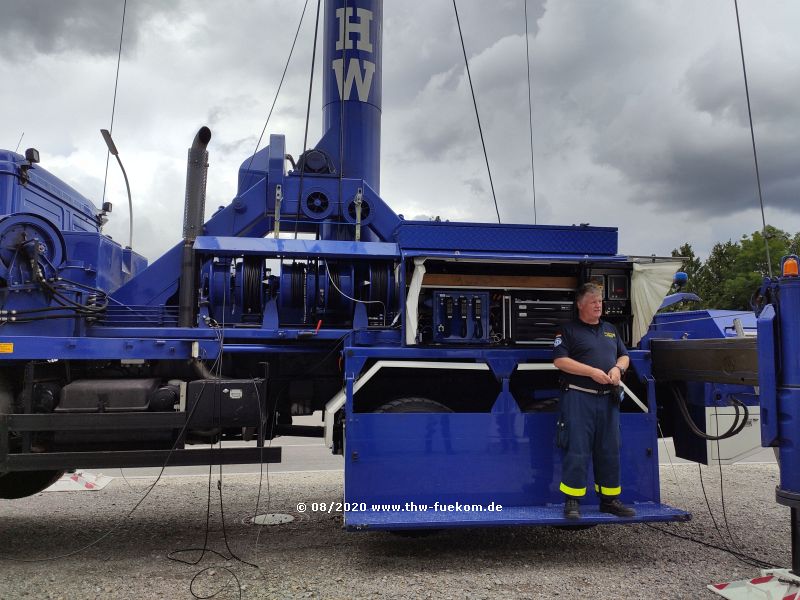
783,257,799,277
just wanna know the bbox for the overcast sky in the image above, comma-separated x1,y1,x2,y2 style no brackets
1,0,797,263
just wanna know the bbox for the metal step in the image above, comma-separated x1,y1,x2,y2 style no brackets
344,502,690,530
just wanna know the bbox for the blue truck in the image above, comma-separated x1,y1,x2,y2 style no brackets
1,2,798,577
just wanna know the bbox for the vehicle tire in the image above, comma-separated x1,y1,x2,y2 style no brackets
518,397,559,413
374,397,451,537
0,470,64,499
0,373,65,499
0,371,13,415
373,397,452,414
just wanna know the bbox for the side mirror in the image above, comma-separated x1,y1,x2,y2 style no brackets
24,148,40,164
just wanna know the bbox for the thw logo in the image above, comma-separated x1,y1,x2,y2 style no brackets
333,7,375,102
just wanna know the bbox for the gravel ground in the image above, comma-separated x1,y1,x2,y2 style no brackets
0,463,790,599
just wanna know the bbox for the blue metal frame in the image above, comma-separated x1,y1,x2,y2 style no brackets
340,345,688,529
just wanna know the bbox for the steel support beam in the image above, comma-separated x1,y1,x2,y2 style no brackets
650,337,758,385
4,447,281,471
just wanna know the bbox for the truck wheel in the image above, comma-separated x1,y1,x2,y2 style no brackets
373,397,452,413
0,470,64,499
0,374,65,499
374,397,451,537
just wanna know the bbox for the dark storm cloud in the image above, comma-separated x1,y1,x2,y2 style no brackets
0,0,177,57
383,0,545,109
593,27,800,216
1,0,797,262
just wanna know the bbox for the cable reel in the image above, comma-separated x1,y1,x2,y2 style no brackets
278,262,308,324
234,256,267,322
363,263,395,323
201,259,233,323
322,261,356,320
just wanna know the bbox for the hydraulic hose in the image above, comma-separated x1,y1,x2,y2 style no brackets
670,384,750,441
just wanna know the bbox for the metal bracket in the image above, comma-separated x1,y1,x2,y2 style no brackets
274,184,283,238
354,187,363,242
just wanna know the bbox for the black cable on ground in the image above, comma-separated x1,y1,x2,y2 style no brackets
0,359,221,562
645,522,779,569
714,409,745,555
0,322,227,565
697,463,776,570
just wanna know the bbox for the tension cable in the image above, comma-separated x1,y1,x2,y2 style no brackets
734,0,772,278
295,0,324,239
244,0,311,176
524,0,538,224
452,0,501,224
101,0,127,207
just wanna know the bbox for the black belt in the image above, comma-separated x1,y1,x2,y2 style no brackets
566,384,612,396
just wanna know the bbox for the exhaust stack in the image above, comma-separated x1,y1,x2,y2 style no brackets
178,126,211,328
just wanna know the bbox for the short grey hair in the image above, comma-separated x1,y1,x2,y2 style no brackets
576,282,603,304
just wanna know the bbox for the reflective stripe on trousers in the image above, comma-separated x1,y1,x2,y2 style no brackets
558,388,621,497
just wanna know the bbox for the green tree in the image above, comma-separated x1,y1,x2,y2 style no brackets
695,240,741,309
698,226,791,310
662,226,794,311
664,243,703,311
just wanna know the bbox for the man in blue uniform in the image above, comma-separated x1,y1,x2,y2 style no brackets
553,282,636,520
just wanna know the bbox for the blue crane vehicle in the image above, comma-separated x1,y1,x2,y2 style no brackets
6,5,797,574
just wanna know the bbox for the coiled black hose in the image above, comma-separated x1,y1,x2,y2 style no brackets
670,384,750,441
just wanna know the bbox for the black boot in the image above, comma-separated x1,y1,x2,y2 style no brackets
599,497,635,517
564,497,581,520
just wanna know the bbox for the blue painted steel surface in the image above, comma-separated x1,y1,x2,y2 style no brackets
395,222,618,255
646,309,757,340
659,292,701,310
345,503,688,530
344,412,662,507
0,151,98,232
317,0,383,191
193,236,399,259
62,232,147,293
339,344,682,528
0,336,194,360
775,278,800,496
400,249,628,263
757,304,778,446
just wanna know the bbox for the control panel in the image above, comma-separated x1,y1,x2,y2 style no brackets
432,291,490,344
587,268,632,345
414,262,632,347
508,290,574,345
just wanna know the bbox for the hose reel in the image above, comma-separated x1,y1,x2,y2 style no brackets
0,213,66,284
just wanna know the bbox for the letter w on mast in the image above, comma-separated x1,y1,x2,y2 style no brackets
333,7,375,102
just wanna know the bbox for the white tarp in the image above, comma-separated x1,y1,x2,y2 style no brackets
405,257,426,345
631,259,683,346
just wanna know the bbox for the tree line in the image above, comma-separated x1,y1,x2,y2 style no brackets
669,225,800,311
